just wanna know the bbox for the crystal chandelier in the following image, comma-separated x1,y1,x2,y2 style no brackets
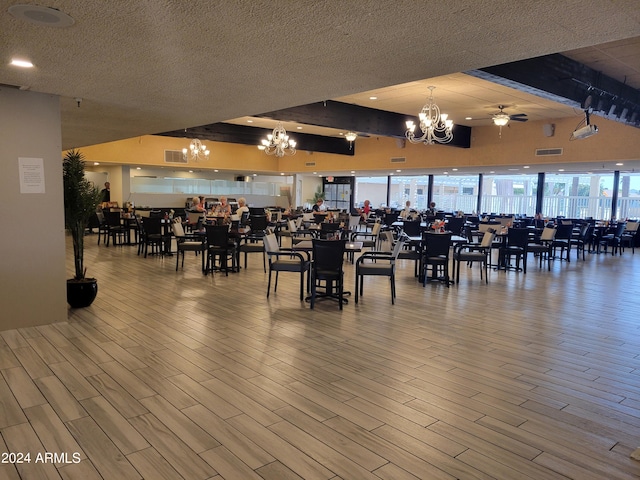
258,122,296,157
345,131,357,149
182,138,210,162
405,86,453,145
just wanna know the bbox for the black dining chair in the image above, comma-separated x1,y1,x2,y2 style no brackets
204,224,237,275
355,238,404,304
499,227,529,273
140,216,164,257
551,223,574,262
264,233,310,300
104,210,126,247
453,228,496,283
171,220,206,271
310,239,347,309
421,232,452,287
599,222,626,256
527,225,556,270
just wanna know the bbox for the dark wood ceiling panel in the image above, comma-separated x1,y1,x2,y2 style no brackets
473,54,640,127
155,123,355,156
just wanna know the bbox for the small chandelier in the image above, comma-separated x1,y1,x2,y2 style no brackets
405,86,453,145
345,131,357,149
182,138,210,162
258,122,296,157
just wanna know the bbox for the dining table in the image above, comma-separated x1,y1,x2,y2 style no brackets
292,240,363,263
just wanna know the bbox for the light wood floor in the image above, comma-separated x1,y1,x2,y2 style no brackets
2,233,640,479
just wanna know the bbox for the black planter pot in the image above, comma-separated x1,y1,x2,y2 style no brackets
66,278,98,308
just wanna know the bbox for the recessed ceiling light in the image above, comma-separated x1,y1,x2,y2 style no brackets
214,169,218,172
489,171,495,174
313,172,317,174
247,119,253,123
280,172,285,175
396,169,401,172
452,168,458,171
558,169,565,172
465,117,472,120
523,165,530,169
616,162,624,166
350,171,355,174
253,173,257,176
508,168,519,171
10,59,33,68
136,167,141,170
369,96,377,100
296,126,302,130
188,170,193,173
8,4,75,27
93,162,99,166
443,171,448,175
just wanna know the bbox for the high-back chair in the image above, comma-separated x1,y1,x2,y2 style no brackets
355,238,404,304
264,233,310,301
453,228,496,283
171,220,205,271
621,221,639,253
552,223,574,262
310,239,347,309
500,227,529,273
204,224,237,275
528,226,556,270
351,221,381,250
421,232,452,287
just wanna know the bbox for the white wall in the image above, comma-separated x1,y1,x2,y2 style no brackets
0,88,67,330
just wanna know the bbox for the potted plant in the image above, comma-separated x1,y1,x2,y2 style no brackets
63,149,102,308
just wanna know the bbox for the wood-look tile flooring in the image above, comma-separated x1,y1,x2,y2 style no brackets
2,234,640,479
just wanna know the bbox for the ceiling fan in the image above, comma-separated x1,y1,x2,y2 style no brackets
491,105,528,126
487,105,528,137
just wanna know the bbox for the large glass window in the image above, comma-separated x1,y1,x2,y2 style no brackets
616,173,640,220
432,175,480,213
480,174,538,216
389,175,429,210
542,173,614,219
354,176,388,209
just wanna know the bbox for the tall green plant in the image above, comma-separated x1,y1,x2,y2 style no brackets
63,149,102,280
313,186,325,203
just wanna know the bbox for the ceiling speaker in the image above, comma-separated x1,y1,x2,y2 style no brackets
543,124,555,137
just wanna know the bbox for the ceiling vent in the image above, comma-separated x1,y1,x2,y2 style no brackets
535,148,563,156
164,150,187,164
390,157,406,163
305,162,316,167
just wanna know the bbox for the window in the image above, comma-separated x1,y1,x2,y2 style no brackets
542,173,613,219
481,174,538,216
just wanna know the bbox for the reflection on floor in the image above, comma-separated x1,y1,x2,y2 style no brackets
1,233,639,479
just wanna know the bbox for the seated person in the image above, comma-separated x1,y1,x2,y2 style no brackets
312,198,327,212
399,200,413,220
425,201,437,216
235,197,249,218
190,196,205,212
214,196,232,216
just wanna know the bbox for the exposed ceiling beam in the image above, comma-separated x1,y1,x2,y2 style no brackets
155,123,355,156
255,101,471,148
469,54,640,128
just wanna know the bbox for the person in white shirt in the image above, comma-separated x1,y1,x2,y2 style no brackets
235,197,249,218
400,200,413,219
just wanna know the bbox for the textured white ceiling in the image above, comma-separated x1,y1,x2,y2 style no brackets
1,0,639,149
